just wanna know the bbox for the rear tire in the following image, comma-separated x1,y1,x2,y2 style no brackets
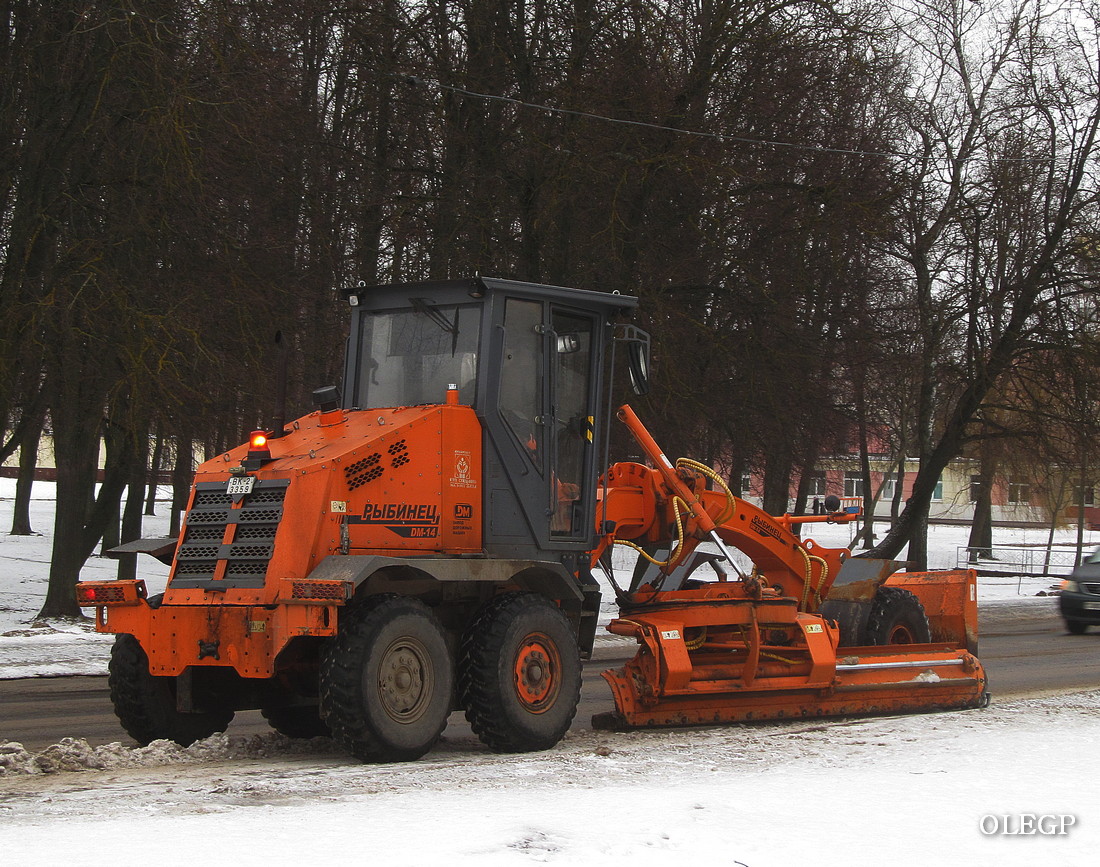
319,595,452,763
863,586,932,645
108,633,234,747
458,593,581,753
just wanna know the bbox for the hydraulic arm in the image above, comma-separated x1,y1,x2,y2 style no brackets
590,406,988,730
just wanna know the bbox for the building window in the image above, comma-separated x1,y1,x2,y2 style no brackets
1074,485,1095,506
844,474,864,498
969,475,983,503
1008,479,1030,505
932,478,944,501
740,473,752,497
881,478,897,500
807,471,826,497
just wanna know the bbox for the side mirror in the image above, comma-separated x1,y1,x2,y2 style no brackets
624,327,651,396
628,342,649,396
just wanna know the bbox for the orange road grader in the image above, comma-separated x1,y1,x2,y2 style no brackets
77,277,987,762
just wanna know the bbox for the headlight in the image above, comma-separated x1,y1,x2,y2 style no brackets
1061,579,1081,593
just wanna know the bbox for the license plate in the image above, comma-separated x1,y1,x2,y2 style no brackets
1083,601,1100,610
227,476,255,496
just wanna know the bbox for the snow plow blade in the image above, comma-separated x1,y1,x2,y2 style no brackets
592,583,988,731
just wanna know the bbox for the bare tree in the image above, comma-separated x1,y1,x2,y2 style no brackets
866,0,1100,568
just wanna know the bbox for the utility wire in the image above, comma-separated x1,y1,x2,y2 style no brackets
395,73,1054,165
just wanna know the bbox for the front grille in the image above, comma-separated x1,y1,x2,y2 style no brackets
226,561,271,578
172,478,289,588
175,559,219,580
184,525,224,541
1082,582,1100,594
194,490,232,508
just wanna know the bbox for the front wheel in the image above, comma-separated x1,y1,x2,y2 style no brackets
319,595,453,763
1066,620,1089,635
108,633,234,747
458,593,581,753
863,586,932,645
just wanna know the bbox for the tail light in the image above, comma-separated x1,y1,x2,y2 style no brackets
76,580,146,606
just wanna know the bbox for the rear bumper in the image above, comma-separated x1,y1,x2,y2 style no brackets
77,580,340,678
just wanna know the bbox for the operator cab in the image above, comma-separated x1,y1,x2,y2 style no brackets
342,277,642,564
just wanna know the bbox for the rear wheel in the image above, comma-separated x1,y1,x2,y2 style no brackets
458,593,581,753
108,633,234,747
319,595,452,763
863,586,932,645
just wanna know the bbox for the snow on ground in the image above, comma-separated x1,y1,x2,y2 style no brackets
1,480,1098,865
1,693,1097,865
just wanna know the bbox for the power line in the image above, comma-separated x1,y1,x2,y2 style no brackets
397,74,903,160
395,73,1054,166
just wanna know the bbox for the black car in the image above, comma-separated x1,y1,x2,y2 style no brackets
1060,548,1100,634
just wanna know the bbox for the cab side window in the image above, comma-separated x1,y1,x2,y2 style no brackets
499,299,543,468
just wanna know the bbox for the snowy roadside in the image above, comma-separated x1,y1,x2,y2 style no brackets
1,690,1097,865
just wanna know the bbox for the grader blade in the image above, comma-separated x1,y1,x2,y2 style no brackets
592,578,989,731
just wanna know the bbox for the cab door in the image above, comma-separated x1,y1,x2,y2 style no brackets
547,307,597,541
484,297,599,554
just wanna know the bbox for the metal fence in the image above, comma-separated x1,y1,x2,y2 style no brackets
956,545,1083,577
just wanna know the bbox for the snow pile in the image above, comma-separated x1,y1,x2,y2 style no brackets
0,731,346,777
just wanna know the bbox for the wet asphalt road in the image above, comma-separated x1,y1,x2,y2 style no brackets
1,600,1096,753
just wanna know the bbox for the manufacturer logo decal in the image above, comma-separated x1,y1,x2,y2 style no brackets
452,502,473,536
351,503,440,538
750,514,786,545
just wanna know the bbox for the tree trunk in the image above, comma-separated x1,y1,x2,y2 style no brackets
967,458,995,561
38,421,101,620
9,420,41,535
762,446,793,516
118,434,149,581
169,436,193,538
890,457,904,522
144,425,164,516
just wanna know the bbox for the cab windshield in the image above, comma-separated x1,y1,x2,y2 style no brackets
353,302,480,408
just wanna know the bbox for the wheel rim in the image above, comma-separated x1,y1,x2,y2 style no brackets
887,624,916,644
513,632,562,713
377,637,434,723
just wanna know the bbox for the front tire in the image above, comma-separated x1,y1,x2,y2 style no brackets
863,586,932,645
458,593,581,753
1066,620,1089,635
319,595,453,763
108,633,234,747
